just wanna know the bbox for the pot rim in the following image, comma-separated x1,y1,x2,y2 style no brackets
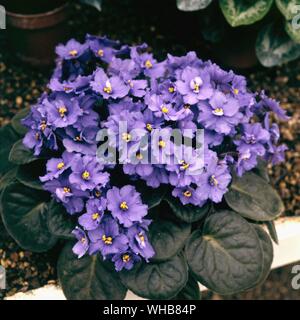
6,2,68,19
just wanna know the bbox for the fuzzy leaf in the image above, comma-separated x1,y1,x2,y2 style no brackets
11,108,29,136
172,272,201,300
185,210,264,295
16,160,44,190
148,219,191,261
9,140,37,165
0,181,56,252
256,22,300,67
177,0,212,11
225,172,284,221
120,255,188,299
219,0,274,27
58,242,127,300
285,19,300,43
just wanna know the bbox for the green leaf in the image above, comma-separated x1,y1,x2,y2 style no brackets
0,124,20,175
186,211,264,295
79,0,102,11
16,160,44,190
177,0,212,11
276,0,300,20
219,0,274,27
285,19,300,43
165,195,210,223
225,172,284,221
11,108,29,136
148,219,191,261
0,168,18,193
256,22,300,67
120,255,188,299
252,158,270,182
47,200,76,240
138,184,167,209
9,140,37,165
265,220,279,244
58,242,127,300
172,273,201,300
0,181,56,252
252,225,274,285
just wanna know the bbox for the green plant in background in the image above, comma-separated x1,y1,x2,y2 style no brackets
177,0,300,67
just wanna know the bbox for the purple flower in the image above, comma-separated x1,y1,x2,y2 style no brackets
78,198,107,231
112,251,141,271
88,217,128,256
72,227,89,258
236,149,258,177
69,155,110,191
172,186,205,206
147,94,177,121
195,160,231,203
56,39,88,60
107,186,148,227
198,92,242,135
176,67,213,104
90,68,129,99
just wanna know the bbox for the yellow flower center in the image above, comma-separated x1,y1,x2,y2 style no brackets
120,201,129,210
136,153,143,160
122,254,131,263
180,160,189,170
97,49,104,57
58,106,67,118
209,175,218,186
138,232,145,243
57,162,65,170
63,187,71,193
95,191,101,198
102,235,113,245
161,106,169,114
184,104,191,109
168,86,175,93
40,121,47,131
103,80,112,94
233,88,239,95
69,49,78,57
212,107,224,116
92,213,100,220
183,190,192,197
75,136,82,142
146,123,153,132
122,133,132,142
158,140,166,148
82,170,90,180
80,237,86,243
145,60,153,69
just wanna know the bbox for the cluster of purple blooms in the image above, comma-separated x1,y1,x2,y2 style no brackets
22,35,288,271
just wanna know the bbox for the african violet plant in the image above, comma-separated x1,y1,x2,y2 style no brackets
177,0,300,67
0,35,287,300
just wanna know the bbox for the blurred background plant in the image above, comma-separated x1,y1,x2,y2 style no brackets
176,0,300,67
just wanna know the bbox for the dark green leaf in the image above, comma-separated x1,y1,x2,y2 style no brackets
265,220,279,244
0,124,20,174
172,273,201,300
9,140,37,165
165,195,210,223
11,108,29,136
138,184,167,209
185,210,264,295
0,181,56,252
177,0,212,11
252,225,274,285
252,158,270,182
148,219,191,261
0,168,17,193
219,0,273,27
47,200,76,240
16,160,45,190
225,172,284,221
256,22,300,67
58,242,127,300
120,255,188,299
276,0,300,20
79,0,102,11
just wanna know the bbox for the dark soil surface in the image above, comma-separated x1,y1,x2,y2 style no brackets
0,0,299,299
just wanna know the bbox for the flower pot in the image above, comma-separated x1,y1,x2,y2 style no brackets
2,0,69,67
